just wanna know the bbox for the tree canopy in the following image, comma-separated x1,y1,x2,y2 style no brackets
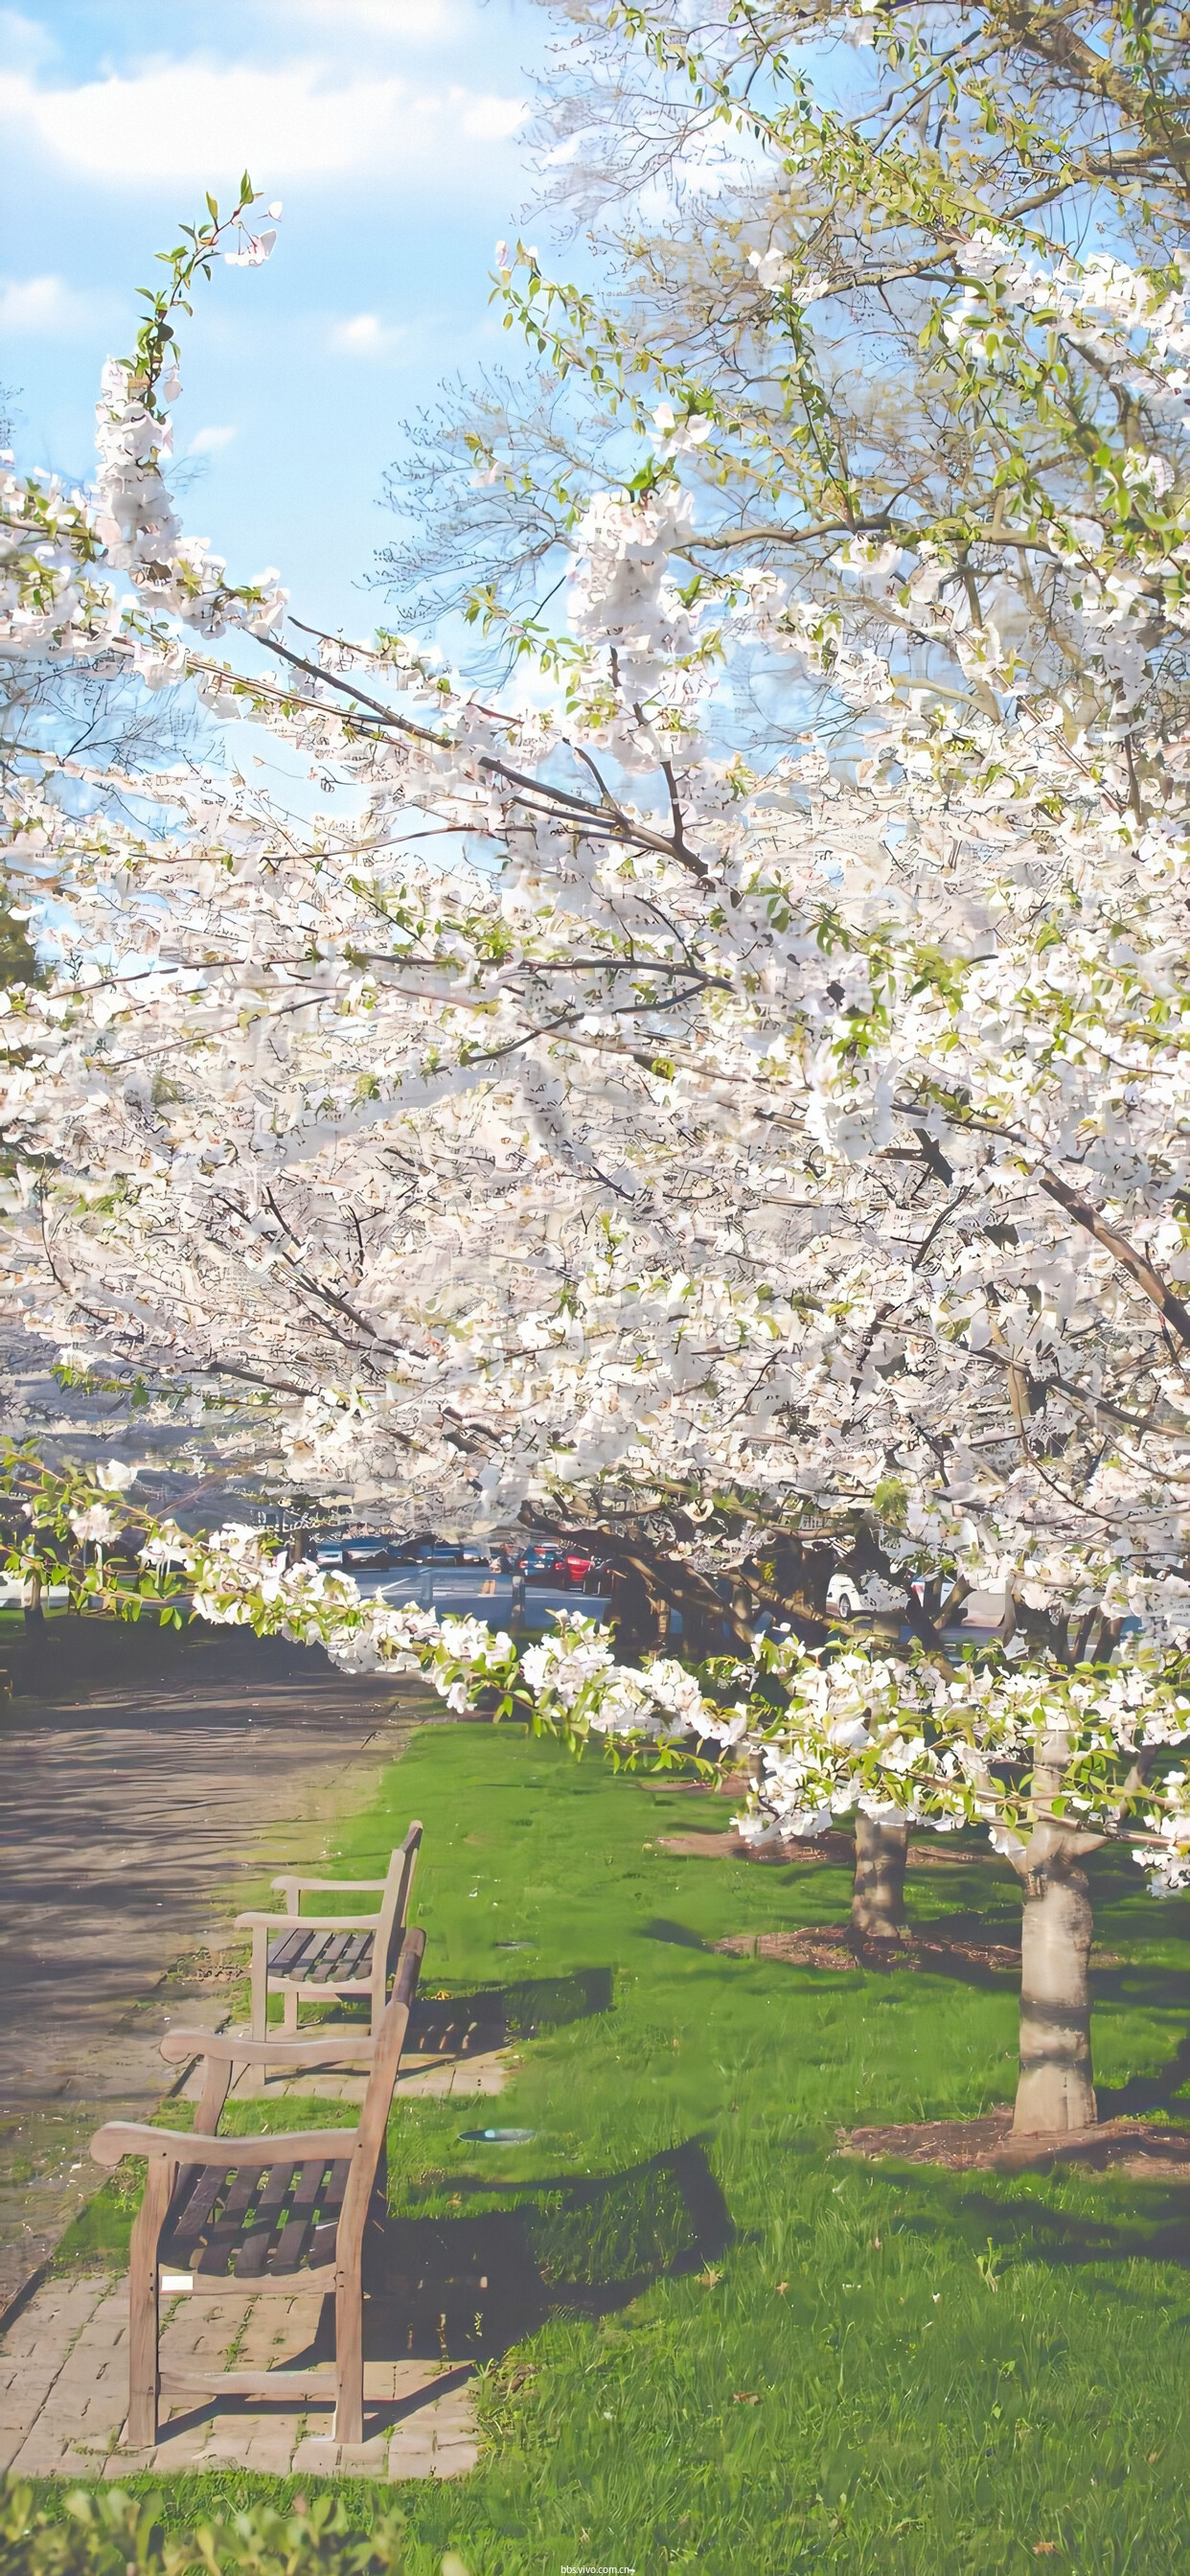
6,33,1190,2129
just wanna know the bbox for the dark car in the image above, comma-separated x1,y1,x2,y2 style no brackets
321,1531,397,1570
387,1536,492,1568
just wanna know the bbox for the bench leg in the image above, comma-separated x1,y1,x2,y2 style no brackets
333,2269,364,2444
126,2158,172,2448
283,1985,299,2036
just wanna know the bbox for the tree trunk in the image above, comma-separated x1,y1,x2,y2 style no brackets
851,1813,908,1939
23,1566,44,1630
1013,1833,1097,2134
608,1564,668,1661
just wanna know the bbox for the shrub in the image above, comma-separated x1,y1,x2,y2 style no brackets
0,2482,413,2576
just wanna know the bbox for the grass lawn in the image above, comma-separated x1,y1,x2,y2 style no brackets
41,1715,1190,2573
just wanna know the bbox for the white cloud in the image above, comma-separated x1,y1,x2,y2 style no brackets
0,271,98,334
189,424,238,455
454,87,526,143
0,58,526,186
0,9,57,75
263,0,464,36
330,312,405,357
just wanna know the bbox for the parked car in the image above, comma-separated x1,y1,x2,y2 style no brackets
518,1544,595,1589
320,1531,397,1571
388,1538,493,1568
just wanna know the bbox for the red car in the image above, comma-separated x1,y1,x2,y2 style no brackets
519,1544,598,1588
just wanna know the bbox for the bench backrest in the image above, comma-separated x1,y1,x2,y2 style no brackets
378,1820,423,1984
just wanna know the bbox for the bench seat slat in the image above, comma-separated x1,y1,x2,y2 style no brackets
309,2158,352,2270
305,1933,355,1983
233,2153,298,2278
164,2164,225,2258
196,2160,271,2276
287,1935,335,1984
271,2155,332,2270
290,1931,374,1986
339,1934,375,1981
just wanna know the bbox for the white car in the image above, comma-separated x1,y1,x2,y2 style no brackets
825,1571,907,1622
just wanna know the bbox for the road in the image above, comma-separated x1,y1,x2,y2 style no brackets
350,1566,612,1630
0,1621,429,2312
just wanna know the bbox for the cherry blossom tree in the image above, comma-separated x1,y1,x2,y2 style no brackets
397,0,1190,701
6,159,1190,2121
375,0,1190,1944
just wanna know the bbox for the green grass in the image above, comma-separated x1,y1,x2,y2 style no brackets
35,1719,1190,2573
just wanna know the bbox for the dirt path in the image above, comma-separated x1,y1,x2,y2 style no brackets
0,1622,432,2310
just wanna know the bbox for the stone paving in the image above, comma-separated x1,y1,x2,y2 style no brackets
0,2272,479,2480
227,2049,512,2106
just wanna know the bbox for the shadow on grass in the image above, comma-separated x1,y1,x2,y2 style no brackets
271,2137,738,2368
882,2161,1190,2274
1094,2019,1190,2118
642,1918,710,1949
643,1910,1025,1992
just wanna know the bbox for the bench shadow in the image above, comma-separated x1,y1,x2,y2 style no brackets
288,2136,735,2372
152,2136,731,2450
309,1966,614,2055
155,2360,476,2447
405,1966,613,2054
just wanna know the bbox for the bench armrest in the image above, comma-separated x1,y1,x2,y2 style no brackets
159,2027,375,2070
91,2121,358,2170
233,1910,381,1932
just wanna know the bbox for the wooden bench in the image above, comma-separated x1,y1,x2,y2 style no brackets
90,1926,425,2448
235,1821,422,2045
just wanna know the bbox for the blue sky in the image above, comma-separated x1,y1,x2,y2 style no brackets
0,0,547,632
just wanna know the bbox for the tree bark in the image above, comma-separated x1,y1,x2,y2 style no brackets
22,1566,44,1630
851,1813,908,1939
1013,1828,1098,2133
